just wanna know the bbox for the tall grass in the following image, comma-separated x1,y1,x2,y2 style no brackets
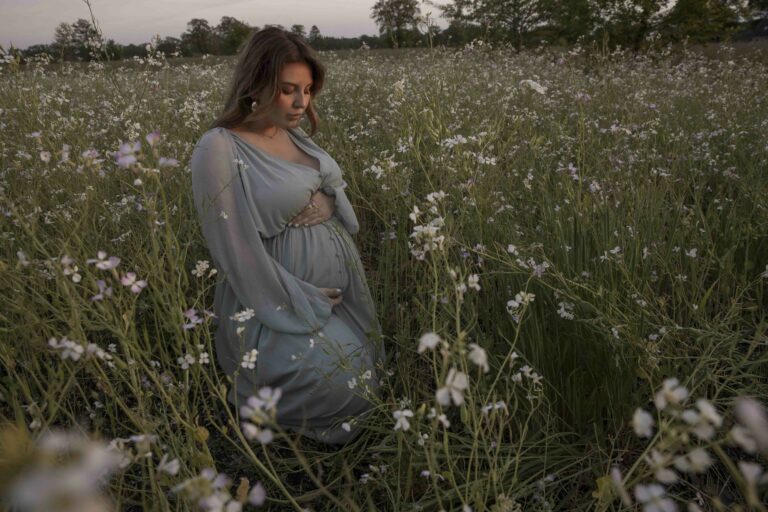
0,39,766,510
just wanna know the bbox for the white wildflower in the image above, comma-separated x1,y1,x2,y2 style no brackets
506,292,535,313
632,408,655,438
157,453,180,476
734,397,768,456
674,447,713,474
177,353,195,370
86,250,121,270
436,367,469,407
393,409,414,431
230,308,255,323
248,482,266,506
418,332,442,354
467,343,489,373
191,260,210,277
729,425,757,453
241,349,258,369
654,378,688,410
557,301,575,320
519,79,547,95
634,483,677,512
738,461,765,486
645,450,678,484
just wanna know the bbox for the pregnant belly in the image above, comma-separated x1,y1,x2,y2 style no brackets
262,217,353,293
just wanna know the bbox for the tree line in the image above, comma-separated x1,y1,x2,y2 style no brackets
2,0,768,63
377,0,768,51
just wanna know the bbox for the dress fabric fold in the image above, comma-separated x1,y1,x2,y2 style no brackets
190,126,384,444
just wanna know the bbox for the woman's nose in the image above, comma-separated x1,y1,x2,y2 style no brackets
293,93,307,108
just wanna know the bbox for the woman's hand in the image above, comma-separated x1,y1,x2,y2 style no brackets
319,287,343,307
288,190,336,227
289,190,335,227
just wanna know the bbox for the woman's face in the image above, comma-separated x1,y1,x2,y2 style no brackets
265,61,313,129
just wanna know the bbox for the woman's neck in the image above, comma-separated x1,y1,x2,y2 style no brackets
236,121,284,139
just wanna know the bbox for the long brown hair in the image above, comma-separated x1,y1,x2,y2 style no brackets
209,27,326,136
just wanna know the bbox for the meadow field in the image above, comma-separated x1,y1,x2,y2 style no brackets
1,40,767,511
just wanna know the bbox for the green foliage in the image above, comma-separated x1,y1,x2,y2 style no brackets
52,18,102,62
216,16,254,55
181,18,217,56
659,0,744,43
371,0,422,47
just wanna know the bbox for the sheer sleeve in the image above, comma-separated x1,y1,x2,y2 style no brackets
191,129,333,334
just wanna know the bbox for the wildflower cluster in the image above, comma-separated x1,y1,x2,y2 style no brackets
4,429,123,512
239,386,283,445
506,291,535,323
111,130,179,173
230,308,255,336
448,266,481,303
520,79,548,95
191,259,217,278
362,153,400,187
171,468,266,511
241,349,258,370
177,344,210,370
408,191,448,260
81,250,147,297
183,308,215,330
608,378,768,511
48,336,115,368
3,427,187,512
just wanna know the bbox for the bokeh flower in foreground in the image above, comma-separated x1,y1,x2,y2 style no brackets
4,428,122,512
113,141,141,168
417,331,442,354
436,368,469,407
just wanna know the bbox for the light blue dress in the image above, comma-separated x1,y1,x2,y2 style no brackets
190,126,385,444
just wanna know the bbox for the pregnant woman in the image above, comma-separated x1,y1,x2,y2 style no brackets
190,27,385,445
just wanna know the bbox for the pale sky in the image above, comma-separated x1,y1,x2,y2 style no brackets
1,0,451,50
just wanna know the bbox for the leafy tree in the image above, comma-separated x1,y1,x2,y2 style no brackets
308,25,322,44
437,0,552,50
23,44,54,59
120,44,147,59
748,0,768,12
371,0,421,47
540,0,595,45
476,0,552,50
432,0,485,45
156,36,182,57
658,0,744,42
215,16,253,54
181,18,217,56
290,24,307,39
53,22,77,61
71,18,102,60
588,0,667,50
51,18,102,61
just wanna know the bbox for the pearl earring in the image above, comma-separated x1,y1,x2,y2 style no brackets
251,100,259,112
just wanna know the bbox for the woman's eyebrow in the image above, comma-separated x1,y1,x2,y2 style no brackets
280,81,313,87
